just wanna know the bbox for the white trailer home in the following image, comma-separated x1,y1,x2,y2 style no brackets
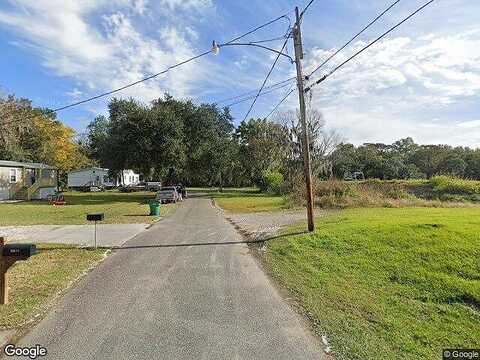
67,167,140,190
67,167,116,190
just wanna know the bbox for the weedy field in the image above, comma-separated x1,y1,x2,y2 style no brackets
302,176,480,209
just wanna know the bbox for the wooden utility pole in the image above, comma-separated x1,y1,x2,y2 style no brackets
293,7,315,232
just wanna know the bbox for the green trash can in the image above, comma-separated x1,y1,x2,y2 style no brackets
149,200,161,216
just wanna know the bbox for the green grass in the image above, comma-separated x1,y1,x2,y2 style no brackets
0,243,105,328
0,190,175,226
266,207,480,360
189,187,287,213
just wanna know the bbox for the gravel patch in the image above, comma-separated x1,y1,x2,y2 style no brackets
226,209,326,241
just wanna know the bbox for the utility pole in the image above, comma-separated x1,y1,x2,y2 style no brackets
293,6,315,232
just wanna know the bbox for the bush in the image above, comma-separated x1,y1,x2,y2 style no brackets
260,169,284,195
316,178,355,197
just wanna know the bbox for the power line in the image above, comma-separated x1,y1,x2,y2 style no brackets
264,86,296,120
300,0,316,18
306,0,401,78
34,13,293,115
305,0,436,93
215,77,295,105
241,0,319,121
242,36,291,122
223,81,294,107
219,0,400,110
248,35,289,44
53,51,212,112
223,14,291,45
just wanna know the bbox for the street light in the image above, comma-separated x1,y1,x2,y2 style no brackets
211,40,294,63
211,9,315,232
212,41,220,55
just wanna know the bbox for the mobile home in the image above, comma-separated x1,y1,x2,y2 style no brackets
0,160,58,201
67,167,140,189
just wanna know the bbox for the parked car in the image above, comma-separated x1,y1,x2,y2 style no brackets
155,186,179,203
146,182,162,192
120,183,146,192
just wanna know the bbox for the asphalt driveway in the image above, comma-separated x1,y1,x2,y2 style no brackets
13,197,325,359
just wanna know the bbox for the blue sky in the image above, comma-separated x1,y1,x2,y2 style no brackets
0,0,479,147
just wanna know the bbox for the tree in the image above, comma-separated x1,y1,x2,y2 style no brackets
235,118,289,186
0,94,89,176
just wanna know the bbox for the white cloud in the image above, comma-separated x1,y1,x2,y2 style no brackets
457,120,480,129
301,29,480,148
0,0,215,109
157,0,212,11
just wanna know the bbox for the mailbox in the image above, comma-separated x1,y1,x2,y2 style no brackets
2,244,37,258
0,239,37,305
87,213,104,221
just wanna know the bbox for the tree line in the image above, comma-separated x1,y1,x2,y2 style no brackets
82,95,480,186
330,138,480,180
2,93,479,192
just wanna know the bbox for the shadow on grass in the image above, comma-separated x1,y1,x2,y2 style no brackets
8,192,156,207
188,188,265,198
123,214,153,217
37,231,308,252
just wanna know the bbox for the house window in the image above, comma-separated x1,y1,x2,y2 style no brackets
103,175,109,183
9,169,17,183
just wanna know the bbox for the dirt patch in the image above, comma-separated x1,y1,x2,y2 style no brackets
226,209,325,241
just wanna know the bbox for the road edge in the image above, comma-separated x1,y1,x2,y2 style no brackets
213,198,335,359
0,248,112,353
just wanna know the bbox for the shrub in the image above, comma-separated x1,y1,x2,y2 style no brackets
261,169,284,195
316,178,355,198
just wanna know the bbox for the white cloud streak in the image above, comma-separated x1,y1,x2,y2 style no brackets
301,29,480,148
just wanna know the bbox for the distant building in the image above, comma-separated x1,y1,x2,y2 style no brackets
0,160,58,201
67,167,140,190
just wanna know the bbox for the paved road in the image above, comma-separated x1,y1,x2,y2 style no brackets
15,197,325,359
0,224,148,247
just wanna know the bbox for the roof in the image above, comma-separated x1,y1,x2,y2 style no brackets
0,160,56,170
68,167,110,174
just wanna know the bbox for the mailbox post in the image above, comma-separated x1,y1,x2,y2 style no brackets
86,213,104,248
0,237,37,305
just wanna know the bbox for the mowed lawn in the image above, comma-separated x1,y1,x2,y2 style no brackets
0,191,175,226
190,187,287,213
0,244,105,328
267,207,480,360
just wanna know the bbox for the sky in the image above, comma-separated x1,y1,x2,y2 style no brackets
0,0,479,148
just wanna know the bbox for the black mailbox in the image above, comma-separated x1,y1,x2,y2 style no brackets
87,213,104,221
2,244,37,258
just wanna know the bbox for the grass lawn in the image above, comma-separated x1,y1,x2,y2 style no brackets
0,190,175,226
266,207,480,360
189,187,287,213
0,243,105,328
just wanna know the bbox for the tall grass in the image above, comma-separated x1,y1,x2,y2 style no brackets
430,176,480,195
288,177,480,209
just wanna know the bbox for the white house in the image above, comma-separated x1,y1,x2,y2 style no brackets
0,160,58,200
120,169,141,186
67,167,140,189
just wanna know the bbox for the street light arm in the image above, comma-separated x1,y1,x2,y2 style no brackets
217,42,295,63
